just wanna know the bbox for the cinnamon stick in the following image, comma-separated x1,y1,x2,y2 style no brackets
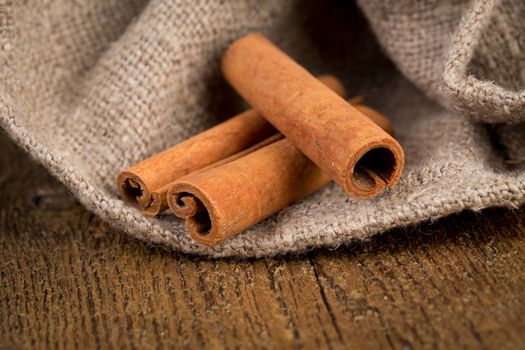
222,33,404,198
167,101,395,246
118,75,345,216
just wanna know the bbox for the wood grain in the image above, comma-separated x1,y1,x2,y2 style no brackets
1,132,524,350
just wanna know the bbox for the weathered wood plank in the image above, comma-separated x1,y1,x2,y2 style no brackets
1,133,524,349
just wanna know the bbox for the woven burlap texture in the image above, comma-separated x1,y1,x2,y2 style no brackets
1,0,524,257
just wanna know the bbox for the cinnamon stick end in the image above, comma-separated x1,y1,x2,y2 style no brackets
117,172,163,216
168,184,222,246
345,141,405,198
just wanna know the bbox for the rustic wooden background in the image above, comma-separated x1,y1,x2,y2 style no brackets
1,132,524,350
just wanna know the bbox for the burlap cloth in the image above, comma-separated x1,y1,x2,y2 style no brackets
1,0,524,257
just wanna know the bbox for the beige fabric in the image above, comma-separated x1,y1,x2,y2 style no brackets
1,0,523,257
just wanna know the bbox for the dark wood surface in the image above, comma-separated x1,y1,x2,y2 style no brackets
1,132,524,350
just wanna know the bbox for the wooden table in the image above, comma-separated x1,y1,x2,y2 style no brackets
1,133,524,349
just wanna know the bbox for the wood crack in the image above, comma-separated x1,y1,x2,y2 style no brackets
309,256,343,343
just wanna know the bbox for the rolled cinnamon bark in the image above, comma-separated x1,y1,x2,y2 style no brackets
167,102,395,246
352,104,394,137
118,75,344,216
222,33,404,198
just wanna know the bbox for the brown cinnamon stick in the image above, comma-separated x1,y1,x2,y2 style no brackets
118,75,344,216
222,33,404,198
167,101,395,246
